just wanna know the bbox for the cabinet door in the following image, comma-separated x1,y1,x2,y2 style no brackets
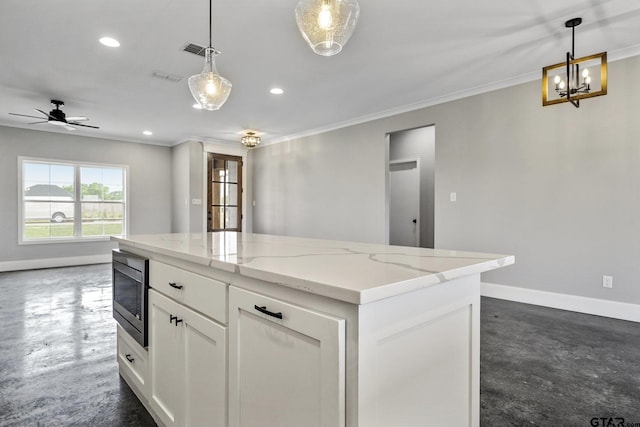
183,305,227,427
229,286,346,427
149,290,183,427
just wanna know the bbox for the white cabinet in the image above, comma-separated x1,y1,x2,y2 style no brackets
149,289,227,427
228,286,346,427
116,324,148,399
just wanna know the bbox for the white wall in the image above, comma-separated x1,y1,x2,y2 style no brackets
0,125,172,268
250,55,640,306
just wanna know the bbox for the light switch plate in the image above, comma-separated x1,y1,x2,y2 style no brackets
450,192,457,202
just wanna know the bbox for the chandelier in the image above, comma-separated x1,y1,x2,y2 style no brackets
241,132,261,148
295,0,360,56
188,0,232,110
542,18,607,108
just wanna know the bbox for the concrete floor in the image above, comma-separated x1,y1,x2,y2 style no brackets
0,264,638,426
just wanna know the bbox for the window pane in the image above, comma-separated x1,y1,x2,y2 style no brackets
24,201,74,223
103,168,124,201
226,207,238,229
211,206,225,229
213,183,225,205
24,162,74,201
213,159,226,182
82,203,123,236
226,183,238,206
227,160,238,183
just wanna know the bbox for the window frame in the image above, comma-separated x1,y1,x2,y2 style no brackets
18,156,129,245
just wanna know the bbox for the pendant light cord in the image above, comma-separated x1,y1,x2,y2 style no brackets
209,0,212,48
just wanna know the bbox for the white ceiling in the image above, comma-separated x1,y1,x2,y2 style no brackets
1,0,640,147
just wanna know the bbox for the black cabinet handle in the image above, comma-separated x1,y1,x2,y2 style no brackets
125,354,134,363
169,282,183,290
175,318,183,325
169,314,178,324
254,305,283,319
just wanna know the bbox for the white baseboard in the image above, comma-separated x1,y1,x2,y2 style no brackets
481,282,640,323
0,254,111,272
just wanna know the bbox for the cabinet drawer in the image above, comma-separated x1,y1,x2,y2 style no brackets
117,325,148,398
150,260,227,324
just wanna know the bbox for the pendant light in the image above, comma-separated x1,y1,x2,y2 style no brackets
542,18,607,108
295,0,360,56
188,0,232,110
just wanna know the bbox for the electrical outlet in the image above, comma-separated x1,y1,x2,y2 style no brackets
450,192,457,202
602,275,613,289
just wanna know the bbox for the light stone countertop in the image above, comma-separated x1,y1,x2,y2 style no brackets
112,232,514,304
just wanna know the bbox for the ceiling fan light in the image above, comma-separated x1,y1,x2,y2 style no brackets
295,0,360,56
188,48,232,110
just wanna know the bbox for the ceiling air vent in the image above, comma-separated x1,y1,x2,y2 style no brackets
183,43,206,57
151,71,183,82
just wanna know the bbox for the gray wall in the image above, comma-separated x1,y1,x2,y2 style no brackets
0,125,172,262
252,132,386,243
171,140,205,233
389,125,435,248
251,55,640,305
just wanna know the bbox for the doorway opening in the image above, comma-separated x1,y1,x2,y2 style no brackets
388,125,435,248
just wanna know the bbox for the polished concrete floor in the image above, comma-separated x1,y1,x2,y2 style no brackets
0,264,639,426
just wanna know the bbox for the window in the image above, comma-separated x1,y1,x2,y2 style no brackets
207,153,242,231
20,158,127,242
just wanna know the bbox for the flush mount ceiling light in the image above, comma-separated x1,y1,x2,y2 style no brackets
99,37,120,47
270,87,284,95
188,0,232,110
241,131,261,148
295,0,360,56
542,17,607,108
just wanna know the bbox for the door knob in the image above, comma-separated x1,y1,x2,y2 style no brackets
412,219,417,224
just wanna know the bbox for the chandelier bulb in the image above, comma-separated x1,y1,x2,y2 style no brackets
582,68,589,78
553,75,561,84
318,2,333,29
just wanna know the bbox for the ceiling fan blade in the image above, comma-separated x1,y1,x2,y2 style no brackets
35,109,56,120
64,125,76,131
69,122,100,129
28,121,48,125
66,116,88,121
9,112,46,119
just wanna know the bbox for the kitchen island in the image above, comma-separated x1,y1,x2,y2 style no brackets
112,232,514,427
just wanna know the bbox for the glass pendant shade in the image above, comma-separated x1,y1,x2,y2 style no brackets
295,0,360,56
188,47,232,111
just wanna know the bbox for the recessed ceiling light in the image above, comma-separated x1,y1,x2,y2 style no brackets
270,88,284,95
99,37,120,48
193,103,203,109
142,130,153,136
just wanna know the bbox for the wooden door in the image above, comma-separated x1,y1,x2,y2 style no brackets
208,153,243,232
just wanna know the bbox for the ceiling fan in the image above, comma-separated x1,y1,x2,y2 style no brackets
9,99,99,131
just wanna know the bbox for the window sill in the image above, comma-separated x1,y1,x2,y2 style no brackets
19,236,118,245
